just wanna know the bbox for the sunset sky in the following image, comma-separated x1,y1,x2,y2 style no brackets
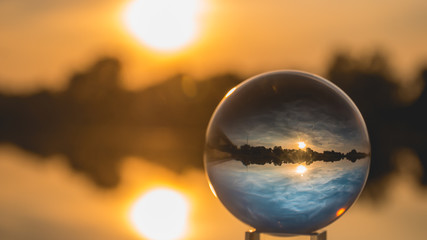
209,71,370,153
1,0,427,93
1,1,427,240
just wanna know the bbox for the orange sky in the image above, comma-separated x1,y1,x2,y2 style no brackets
1,2,427,239
1,0,427,94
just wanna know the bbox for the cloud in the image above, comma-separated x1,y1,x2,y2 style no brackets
223,92,368,153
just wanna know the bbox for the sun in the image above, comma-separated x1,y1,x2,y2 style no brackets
123,0,203,52
297,141,306,149
129,188,189,240
296,165,307,175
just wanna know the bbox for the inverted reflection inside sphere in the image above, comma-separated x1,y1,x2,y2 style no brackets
204,71,370,234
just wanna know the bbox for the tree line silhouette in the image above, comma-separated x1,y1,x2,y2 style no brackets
229,145,368,166
0,51,426,201
207,130,368,166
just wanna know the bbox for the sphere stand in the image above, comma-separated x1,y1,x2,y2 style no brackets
245,230,326,240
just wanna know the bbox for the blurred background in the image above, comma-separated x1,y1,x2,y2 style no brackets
1,0,427,239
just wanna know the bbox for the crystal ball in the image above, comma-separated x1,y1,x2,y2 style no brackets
204,71,370,234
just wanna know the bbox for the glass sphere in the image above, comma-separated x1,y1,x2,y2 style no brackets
204,71,370,234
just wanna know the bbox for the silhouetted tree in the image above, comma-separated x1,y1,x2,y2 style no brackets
1,53,426,201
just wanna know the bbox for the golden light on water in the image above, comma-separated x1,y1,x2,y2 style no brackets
297,141,306,149
123,0,203,52
129,188,189,240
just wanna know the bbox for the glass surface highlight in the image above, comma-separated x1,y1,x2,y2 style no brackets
204,71,370,234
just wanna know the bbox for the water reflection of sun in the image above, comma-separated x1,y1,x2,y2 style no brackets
129,188,189,240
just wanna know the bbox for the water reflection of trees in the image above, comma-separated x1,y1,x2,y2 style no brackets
213,142,368,166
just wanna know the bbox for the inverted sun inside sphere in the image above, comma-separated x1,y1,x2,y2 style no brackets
204,71,370,234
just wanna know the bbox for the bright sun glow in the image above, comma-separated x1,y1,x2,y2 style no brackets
130,188,189,240
296,165,307,174
298,141,306,149
123,0,202,52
